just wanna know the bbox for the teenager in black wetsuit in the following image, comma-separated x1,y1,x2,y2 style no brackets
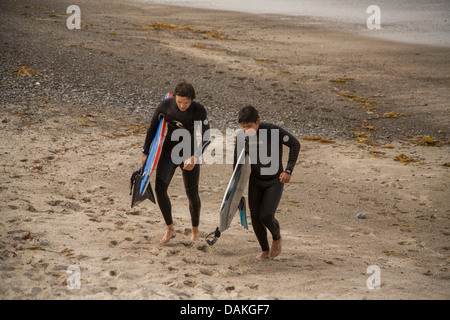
235,106,300,259
142,82,210,244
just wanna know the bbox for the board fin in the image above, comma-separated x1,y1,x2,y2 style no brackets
130,167,156,208
239,197,248,230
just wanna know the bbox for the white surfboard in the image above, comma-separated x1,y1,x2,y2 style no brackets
206,144,251,245
219,147,251,232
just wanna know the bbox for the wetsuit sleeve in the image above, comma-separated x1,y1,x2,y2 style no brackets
193,106,211,159
142,104,163,155
279,127,300,174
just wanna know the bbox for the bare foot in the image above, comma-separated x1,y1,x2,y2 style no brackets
254,251,270,260
160,226,176,244
270,237,282,258
191,226,200,241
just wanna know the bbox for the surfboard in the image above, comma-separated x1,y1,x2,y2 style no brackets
139,93,170,195
219,147,251,231
206,147,250,245
130,93,170,208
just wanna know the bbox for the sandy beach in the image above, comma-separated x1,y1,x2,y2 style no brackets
1,0,449,301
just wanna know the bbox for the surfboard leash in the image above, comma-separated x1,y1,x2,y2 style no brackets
205,227,221,246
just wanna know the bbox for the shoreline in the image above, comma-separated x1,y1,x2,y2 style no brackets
133,0,450,48
1,0,449,300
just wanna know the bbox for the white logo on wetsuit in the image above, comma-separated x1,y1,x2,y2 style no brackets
174,120,184,128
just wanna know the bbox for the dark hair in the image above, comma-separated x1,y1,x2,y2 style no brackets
174,81,196,100
238,105,259,123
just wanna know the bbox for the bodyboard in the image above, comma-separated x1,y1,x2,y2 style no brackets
139,117,166,195
218,148,251,232
206,148,250,245
130,93,170,208
139,93,171,196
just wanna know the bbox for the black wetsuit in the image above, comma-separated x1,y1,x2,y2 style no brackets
142,97,210,227
235,122,300,252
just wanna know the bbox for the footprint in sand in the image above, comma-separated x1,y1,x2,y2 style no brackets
183,279,197,288
164,248,181,257
196,243,209,253
199,268,215,276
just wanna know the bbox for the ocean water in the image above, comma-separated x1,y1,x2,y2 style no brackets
132,0,450,47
